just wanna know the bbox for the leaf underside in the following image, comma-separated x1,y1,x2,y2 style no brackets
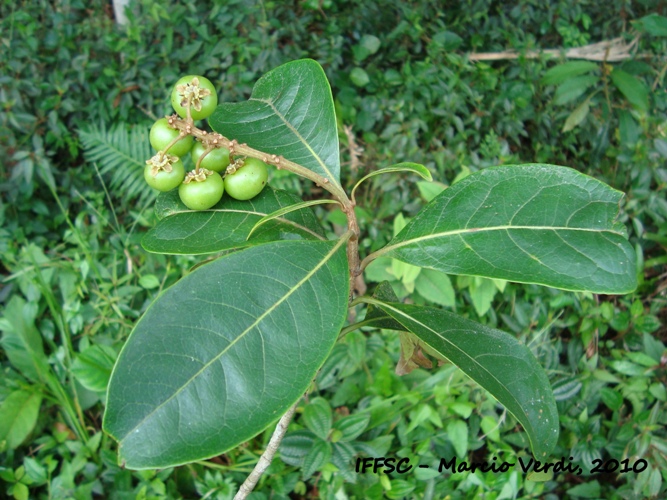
369,299,559,459
143,187,325,255
104,239,349,469
384,164,636,293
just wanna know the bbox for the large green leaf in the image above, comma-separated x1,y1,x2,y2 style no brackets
363,299,559,459
143,187,325,255
209,59,340,187
374,165,636,294
104,239,349,469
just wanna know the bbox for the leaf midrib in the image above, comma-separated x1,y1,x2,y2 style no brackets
379,224,623,258
370,300,542,439
254,96,337,184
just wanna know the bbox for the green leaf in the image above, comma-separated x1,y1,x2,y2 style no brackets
562,99,591,132
362,299,559,459
350,67,370,87
209,59,341,187
334,413,370,442
302,439,332,480
79,122,156,206
541,62,599,86
142,187,325,255
417,181,447,202
447,419,468,457
353,34,381,62
0,296,48,382
468,277,498,316
414,269,455,307
351,163,432,204
374,164,636,294
302,398,332,441
553,75,599,105
247,199,339,240
103,239,349,469
611,69,649,113
0,390,43,450
71,344,117,393
636,13,667,37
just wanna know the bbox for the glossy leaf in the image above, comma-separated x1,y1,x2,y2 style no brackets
611,69,649,113
209,59,341,187
363,299,559,459
375,164,636,294
104,238,349,469
143,187,325,255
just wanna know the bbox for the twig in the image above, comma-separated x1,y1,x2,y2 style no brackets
469,36,641,62
233,401,299,499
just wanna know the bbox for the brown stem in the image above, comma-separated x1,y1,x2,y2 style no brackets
167,117,348,202
233,401,298,499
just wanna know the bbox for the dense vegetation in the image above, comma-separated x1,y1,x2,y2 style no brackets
1,0,666,498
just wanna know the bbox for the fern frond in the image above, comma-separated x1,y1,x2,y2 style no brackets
79,122,157,207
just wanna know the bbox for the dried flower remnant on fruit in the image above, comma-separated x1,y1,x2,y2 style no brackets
146,153,179,177
225,157,246,176
183,168,215,184
176,77,212,112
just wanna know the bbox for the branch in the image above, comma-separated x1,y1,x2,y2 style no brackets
469,36,640,62
233,401,299,500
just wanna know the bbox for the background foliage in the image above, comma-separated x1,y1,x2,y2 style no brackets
1,0,666,498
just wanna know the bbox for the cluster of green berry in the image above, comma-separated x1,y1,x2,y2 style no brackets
144,75,269,210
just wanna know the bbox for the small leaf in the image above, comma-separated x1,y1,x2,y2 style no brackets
562,99,591,132
417,181,447,202
553,75,599,105
71,345,117,393
350,68,370,87
104,239,349,468
636,13,667,37
469,277,498,316
542,61,599,86
611,69,649,113
0,390,43,450
374,164,636,294
302,398,332,441
302,439,332,480
334,413,370,442
447,420,468,457
363,299,559,459
414,269,455,307
0,296,48,382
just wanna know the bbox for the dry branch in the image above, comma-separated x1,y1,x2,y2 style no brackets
469,37,640,62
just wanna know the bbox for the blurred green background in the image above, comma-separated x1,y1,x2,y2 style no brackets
1,1,666,498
